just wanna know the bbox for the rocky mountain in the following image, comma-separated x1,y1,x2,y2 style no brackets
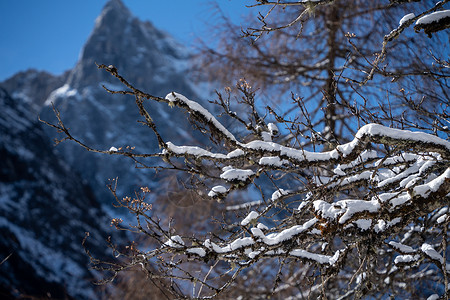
0,69,69,113
0,88,119,299
40,0,203,204
0,0,208,298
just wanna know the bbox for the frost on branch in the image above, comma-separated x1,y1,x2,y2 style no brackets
48,65,450,299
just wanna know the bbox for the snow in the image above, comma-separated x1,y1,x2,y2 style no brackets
339,199,380,224
377,156,436,188
226,200,262,211
165,142,226,159
268,123,279,135
402,176,420,189
413,168,450,197
109,146,118,152
289,249,341,265
248,250,261,259
437,214,447,224
374,218,401,233
336,138,360,157
313,199,380,224
356,124,450,152
394,254,420,264
375,153,418,167
297,200,309,211
399,13,415,25
164,142,245,161
251,227,265,238
303,141,448,233
421,243,443,262
337,171,373,187
388,193,411,208
228,149,245,158
243,139,340,162
354,219,372,231
259,156,289,167
261,131,272,142
226,237,254,252
165,92,237,142
271,189,289,201
164,235,185,248
220,167,255,182
203,239,221,252
389,241,415,254
203,218,318,256
257,223,269,231
117,98,450,275
333,167,346,176
208,185,227,197
241,211,259,226
261,218,317,245
45,84,80,105
187,247,206,257
211,185,227,193
314,200,344,221
162,124,449,208
416,10,450,25
356,272,366,285
224,124,449,170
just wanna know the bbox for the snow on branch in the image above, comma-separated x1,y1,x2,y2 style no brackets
415,10,450,37
166,92,239,144
60,66,450,299
145,111,449,296
166,119,450,166
361,0,450,85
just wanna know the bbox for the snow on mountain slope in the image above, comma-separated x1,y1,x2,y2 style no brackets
0,88,119,299
0,69,69,113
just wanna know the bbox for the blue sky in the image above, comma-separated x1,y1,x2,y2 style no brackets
0,0,254,81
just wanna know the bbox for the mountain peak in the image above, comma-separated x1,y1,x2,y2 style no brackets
67,0,187,89
95,0,131,29
104,0,126,9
